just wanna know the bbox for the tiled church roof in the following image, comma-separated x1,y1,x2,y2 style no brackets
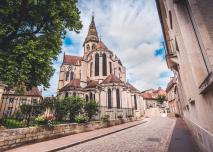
60,79,81,91
25,87,42,96
63,55,82,65
101,74,123,84
85,80,99,88
96,41,108,49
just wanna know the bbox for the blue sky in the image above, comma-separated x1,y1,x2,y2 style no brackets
42,0,172,96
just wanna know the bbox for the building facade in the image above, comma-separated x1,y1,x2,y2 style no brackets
156,0,213,151
166,77,181,115
0,87,42,118
57,16,144,119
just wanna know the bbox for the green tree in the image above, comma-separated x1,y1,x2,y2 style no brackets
64,96,84,122
84,100,99,120
156,94,166,104
54,99,67,121
0,0,82,90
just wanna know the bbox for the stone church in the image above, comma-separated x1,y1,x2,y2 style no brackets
57,16,144,119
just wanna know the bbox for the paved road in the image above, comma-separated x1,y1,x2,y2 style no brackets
58,117,175,152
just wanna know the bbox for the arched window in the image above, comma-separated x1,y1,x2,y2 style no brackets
90,62,93,77
73,92,76,97
95,53,99,76
85,95,89,102
90,92,93,100
134,95,137,110
92,44,96,50
108,89,112,108
70,71,74,80
102,53,107,76
65,71,69,81
93,94,95,101
116,89,120,108
65,92,69,98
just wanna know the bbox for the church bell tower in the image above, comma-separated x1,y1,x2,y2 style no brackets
83,15,99,56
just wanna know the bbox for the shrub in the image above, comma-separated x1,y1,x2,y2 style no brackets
35,115,47,126
101,114,110,122
117,115,123,119
75,115,89,123
84,100,99,120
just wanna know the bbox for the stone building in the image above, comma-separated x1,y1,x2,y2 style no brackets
166,77,181,115
57,16,144,119
156,0,213,151
0,87,42,118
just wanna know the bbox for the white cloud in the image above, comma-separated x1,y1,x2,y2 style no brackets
43,0,172,96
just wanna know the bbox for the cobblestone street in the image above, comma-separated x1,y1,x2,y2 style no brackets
58,117,175,152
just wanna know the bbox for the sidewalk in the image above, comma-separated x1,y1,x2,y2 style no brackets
6,120,145,152
168,118,200,152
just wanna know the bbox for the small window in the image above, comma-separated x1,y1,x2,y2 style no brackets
169,11,173,29
108,89,112,108
92,44,96,50
65,71,69,81
95,53,99,76
9,98,14,104
70,71,74,80
73,92,76,97
85,95,89,101
86,44,90,51
65,92,69,98
109,62,112,74
90,92,93,100
134,95,137,110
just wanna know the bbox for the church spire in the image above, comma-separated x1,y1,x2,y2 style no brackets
84,15,99,45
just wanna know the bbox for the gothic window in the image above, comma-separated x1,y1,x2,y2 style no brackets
85,95,89,102
95,53,99,76
93,94,95,101
65,71,69,81
73,92,76,97
90,92,93,100
65,92,69,98
102,53,107,76
90,62,93,77
134,95,137,110
109,62,112,74
86,44,90,51
70,71,74,80
108,89,112,108
92,44,96,50
116,89,120,109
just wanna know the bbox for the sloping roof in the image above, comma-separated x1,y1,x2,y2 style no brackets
141,87,166,100
101,74,123,84
141,92,156,100
85,80,99,88
63,55,82,65
96,41,108,49
60,79,81,91
126,82,139,92
25,87,42,96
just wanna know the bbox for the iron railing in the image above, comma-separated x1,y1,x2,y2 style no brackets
94,106,134,120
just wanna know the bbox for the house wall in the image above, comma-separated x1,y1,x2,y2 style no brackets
156,0,213,151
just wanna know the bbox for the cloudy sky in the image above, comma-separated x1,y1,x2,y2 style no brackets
43,0,172,96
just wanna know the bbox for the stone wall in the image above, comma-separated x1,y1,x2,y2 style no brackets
185,118,213,152
0,118,137,151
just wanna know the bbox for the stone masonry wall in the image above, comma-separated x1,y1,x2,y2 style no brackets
0,118,136,151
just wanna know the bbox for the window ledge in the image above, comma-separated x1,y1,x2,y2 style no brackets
199,72,213,94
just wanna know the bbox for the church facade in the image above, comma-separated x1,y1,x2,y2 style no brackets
57,16,144,119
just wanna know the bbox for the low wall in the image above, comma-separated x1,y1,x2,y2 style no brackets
184,118,213,152
0,118,137,151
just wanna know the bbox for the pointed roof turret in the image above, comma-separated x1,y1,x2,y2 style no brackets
84,15,99,45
